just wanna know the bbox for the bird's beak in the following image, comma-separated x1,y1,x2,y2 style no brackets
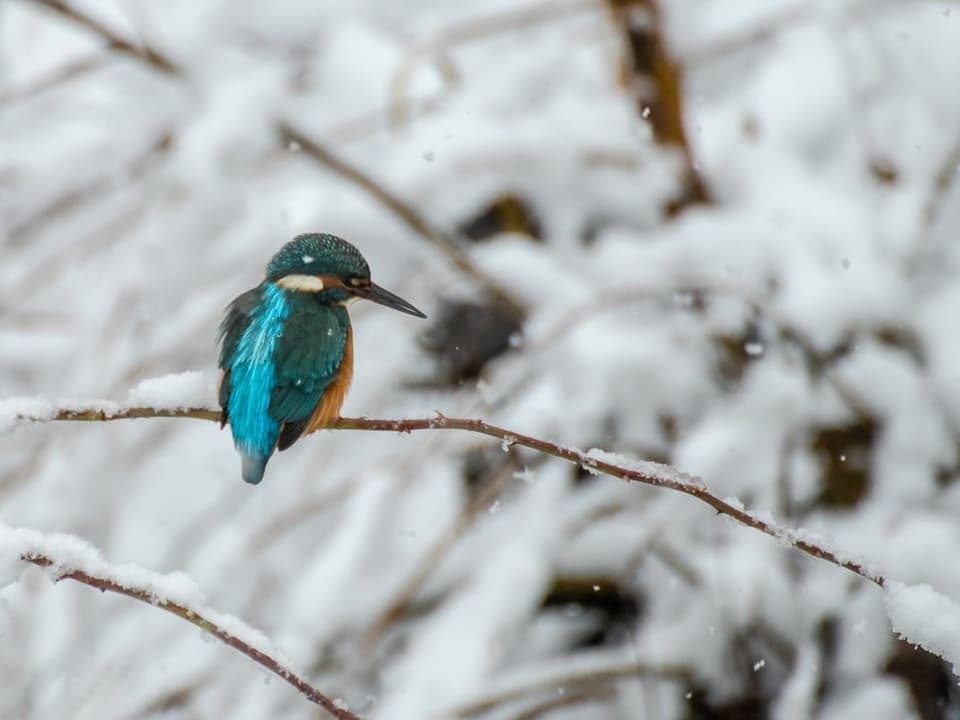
355,282,427,318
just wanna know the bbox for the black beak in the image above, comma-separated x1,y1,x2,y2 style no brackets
355,282,427,318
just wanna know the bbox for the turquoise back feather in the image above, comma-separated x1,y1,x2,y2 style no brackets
227,283,290,462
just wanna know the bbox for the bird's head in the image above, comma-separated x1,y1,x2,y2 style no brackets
266,233,426,318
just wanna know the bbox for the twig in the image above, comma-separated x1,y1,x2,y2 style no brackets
683,5,806,67
604,0,711,213
13,404,886,587
20,552,361,720
431,0,593,48
506,687,611,720
922,131,960,232
0,53,110,105
276,121,527,318
25,0,180,76
448,654,688,717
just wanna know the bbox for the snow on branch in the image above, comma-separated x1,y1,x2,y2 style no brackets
16,374,960,692
3,373,884,587
0,523,361,720
885,582,960,680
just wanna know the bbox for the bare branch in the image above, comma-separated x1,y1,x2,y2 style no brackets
19,552,361,720
276,121,528,319
603,0,711,214
922,131,960,232
25,0,181,76
449,653,688,717
430,0,594,49
13,403,886,587
0,53,110,105
505,687,612,720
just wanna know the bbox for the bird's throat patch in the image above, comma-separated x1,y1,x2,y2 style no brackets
275,274,326,292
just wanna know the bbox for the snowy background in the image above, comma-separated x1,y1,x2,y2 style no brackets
3,0,960,718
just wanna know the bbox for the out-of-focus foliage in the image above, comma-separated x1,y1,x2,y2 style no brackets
2,1,960,718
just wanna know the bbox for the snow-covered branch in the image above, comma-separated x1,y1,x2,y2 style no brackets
20,378,960,703
6,387,885,587
1,524,361,720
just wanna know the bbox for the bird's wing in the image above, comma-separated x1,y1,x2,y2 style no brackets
217,287,262,427
269,304,348,450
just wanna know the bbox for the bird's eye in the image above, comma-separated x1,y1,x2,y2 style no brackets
348,277,367,288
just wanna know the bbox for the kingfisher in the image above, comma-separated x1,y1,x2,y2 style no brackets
218,233,426,485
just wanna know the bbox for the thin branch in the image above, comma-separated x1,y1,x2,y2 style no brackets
683,5,806,67
25,0,180,76
604,0,711,214
14,404,886,587
506,687,612,720
922,130,960,232
20,552,361,720
0,53,111,105
448,654,688,718
276,121,528,319
431,0,594,49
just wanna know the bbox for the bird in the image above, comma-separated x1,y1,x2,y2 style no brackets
217,233,426,485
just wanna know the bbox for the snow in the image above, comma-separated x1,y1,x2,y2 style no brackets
819,677,916,720
3,0,960,718
885,581,960,678
0,396,53,433
0,521,295,674
585,448,707,490
126,371,218,410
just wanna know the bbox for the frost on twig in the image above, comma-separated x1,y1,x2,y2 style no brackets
0,523,361,720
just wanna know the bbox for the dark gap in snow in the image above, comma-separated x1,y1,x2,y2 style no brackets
885,638,960,720
539,577,643,650
418,299,522,386
457,192,543,243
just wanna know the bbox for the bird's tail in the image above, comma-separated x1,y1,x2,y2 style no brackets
241,453,270,485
